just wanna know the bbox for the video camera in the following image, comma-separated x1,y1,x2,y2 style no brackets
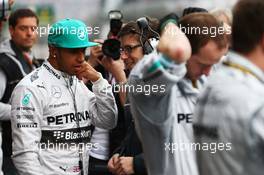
102,10,123,60
0,0,11,21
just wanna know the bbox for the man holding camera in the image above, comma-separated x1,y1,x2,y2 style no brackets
106,18,160,175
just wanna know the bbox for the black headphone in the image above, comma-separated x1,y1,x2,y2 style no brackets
136,17,159,55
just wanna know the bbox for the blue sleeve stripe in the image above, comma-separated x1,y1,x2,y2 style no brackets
147,60,163,73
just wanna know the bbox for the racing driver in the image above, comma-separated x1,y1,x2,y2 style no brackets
10,18,118,175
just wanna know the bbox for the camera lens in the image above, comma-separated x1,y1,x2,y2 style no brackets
102,39,121,60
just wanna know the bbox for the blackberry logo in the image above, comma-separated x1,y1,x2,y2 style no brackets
65,130,90,140
53,130,91,140
53,131,65,140
41,126,92,144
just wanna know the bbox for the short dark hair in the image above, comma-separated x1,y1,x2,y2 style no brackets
232,0,264,54
8,8,39,28
118,17,159,42
182,7,208,17
179,13,227,54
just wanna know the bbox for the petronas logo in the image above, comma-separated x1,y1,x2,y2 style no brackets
22,94,31,106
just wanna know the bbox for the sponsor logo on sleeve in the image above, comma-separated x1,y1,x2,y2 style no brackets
16,107,35,111
22,94,32,106
30,71,39,82
17,122,38,128
16,115,34,120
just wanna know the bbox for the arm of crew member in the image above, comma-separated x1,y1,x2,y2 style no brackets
133,153,147,175
0,68,11,120
251,105,264,162
127,22,191,139
128,22,192,96
11,85,44,175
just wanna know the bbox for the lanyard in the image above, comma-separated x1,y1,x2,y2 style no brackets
44,62,84,174
65,77,85,175
223,61,262,82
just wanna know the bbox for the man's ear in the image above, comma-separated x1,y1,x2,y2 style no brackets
9,26,15,37
48,45,58,59
261,34,264,52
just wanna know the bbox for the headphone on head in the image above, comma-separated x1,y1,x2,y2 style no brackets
136,17,159,55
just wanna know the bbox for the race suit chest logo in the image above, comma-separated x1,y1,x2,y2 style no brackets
46,110,93,125
193,124,219,139
42,111,93,143
40,126,92,144
177,113,193,123
53,129,90,140
51,86,62,99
